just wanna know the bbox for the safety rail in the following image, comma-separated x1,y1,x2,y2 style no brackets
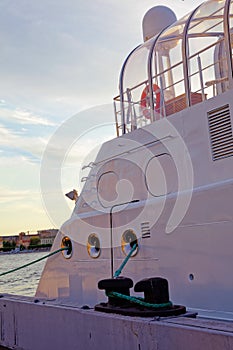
112,0,233,137
113,36,231,137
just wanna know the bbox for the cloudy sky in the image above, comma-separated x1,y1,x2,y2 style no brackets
0,0,203,235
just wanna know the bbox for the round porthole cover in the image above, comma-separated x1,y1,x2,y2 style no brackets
87,233,101,258
61,236,73,259
121,229,138,256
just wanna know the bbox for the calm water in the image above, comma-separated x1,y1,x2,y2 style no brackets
0,251,48,296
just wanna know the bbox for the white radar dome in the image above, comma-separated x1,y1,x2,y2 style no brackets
142,6,177,42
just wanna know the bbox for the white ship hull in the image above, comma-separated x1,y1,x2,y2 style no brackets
36,90,233,320
2,1,233,348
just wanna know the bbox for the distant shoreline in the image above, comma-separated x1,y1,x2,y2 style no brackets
0,247,51,255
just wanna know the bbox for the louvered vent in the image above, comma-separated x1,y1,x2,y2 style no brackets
207,104,233,161
141,222,150,238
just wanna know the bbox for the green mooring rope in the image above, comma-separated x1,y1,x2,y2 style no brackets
114,243,137,278
0,247,67,277
111,243,172,309
107,291,172,309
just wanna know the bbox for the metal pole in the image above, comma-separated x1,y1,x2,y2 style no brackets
119,46,141,134
110,199,139,277
197,55,205,100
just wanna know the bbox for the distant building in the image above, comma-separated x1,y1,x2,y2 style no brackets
37,229,58,245
0,229,58,250
19,232,40,248
0,235,19,248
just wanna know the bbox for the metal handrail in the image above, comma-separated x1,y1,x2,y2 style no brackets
114,0,233,136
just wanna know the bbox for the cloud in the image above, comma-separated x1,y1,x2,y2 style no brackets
0,106,56,126
0,0,204,122
0,0,204,235
0,187,34,204
12,109,56,126
0,186,53,235
0,124,48,161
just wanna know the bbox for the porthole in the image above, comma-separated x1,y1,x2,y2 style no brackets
189,273,194,281
87,233,101,259
121,229,138,257
61,236,73,259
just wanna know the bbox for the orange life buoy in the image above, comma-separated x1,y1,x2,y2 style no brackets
140,84,161,119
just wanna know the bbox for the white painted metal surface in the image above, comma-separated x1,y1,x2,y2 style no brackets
2,0,233,348
37,89,233,319
36,0,233,321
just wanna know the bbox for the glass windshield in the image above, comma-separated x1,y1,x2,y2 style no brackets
114,0,233,136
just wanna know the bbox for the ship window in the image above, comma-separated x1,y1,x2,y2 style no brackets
145,154,178,196
121,229,138,257
97,171,119,207
87,233,101,259
97,158,147,207
188,0,227,101
61,236,72,259
154,20,186,117
114,0,233,136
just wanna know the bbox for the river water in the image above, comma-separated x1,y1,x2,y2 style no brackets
0,251,47,296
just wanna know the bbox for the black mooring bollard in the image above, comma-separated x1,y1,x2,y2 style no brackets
134,277,170,305
98,277,133,306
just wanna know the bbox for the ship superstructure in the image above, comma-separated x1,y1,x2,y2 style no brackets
36,0,233,321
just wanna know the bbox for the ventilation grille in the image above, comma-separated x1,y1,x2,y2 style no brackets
141,222,150,238
208,104,233,161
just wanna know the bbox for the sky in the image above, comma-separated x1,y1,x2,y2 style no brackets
0,0,204,235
